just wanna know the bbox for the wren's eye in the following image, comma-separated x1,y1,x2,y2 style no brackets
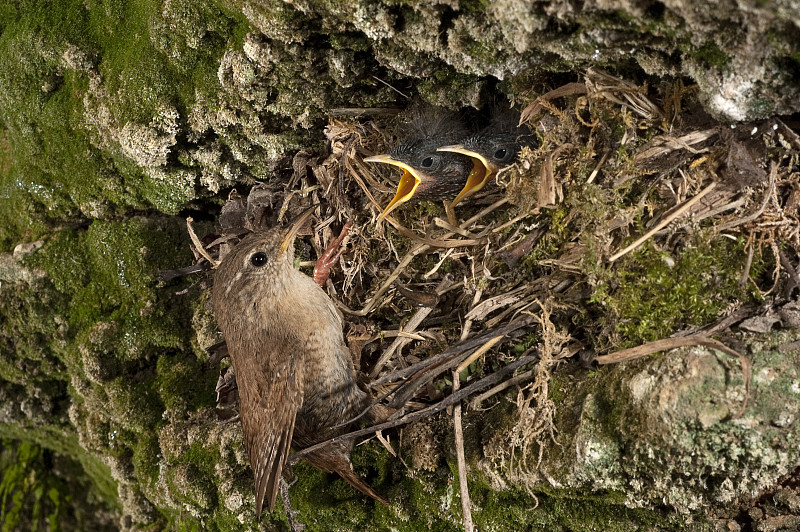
420,156,434,168
250,252,268,267
494,148,508,160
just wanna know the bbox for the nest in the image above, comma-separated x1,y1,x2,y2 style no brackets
175,68,800,494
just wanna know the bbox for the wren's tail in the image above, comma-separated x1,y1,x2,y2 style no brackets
304,448,388,505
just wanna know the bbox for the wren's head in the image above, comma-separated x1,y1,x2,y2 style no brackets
365,136,472,220
364,107,474,220
437,130,537,206
458,132,522,170
212,209,313,315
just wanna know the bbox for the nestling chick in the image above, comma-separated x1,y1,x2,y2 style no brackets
365,111,473,220
437,112,537,206
212,210,386,515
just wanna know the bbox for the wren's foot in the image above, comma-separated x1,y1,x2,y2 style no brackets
312,222,353,287
206,340,229,369
279,478,306,532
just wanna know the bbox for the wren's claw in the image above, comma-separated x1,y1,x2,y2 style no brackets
313,222,353,287
207,340,230,369
279,479,306,532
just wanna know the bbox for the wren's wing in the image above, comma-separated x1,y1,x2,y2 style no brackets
237,353,304,516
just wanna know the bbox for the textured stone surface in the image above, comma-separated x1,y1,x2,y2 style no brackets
481,336,800,516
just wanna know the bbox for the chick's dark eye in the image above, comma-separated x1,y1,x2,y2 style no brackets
250,252,268,267
494,148,508,160
420,156,434,168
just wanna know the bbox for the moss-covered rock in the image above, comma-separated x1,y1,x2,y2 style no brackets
480,332,800,525
1,0,799,530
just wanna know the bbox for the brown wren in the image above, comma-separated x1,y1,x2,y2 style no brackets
212,210,386,515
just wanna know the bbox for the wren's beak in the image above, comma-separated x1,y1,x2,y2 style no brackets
280,207,315,256
364,154,422,220
436,144,496,207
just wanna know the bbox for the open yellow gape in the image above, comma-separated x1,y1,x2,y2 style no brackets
364,154,423,220
436,145,494,206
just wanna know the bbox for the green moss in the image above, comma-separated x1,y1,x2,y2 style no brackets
417,69,483,110
83,0,246,125
264,422,689,531
27,218,193,342
103,376,163,433
0,215,208,527
548,372,570,403
0,427,120,517
0,5,151,235
0,132,48,252
329,32,372,52
183,439,223,478
0,439,118,532
512,332,539,355
587,8,678,40
559,336,799,516
286,462,370,529
0,281,70,386
470,483,683,531
519,206,571,270
0,0,794,527
588,237,760,348
164,464,216,510
156,354,216,415
691,41,730,69
457,0,493,15
0,0,262,244
131,433,161,487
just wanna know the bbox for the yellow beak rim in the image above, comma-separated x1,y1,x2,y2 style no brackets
436,144,497,206
280,207,315,256
364,154,422,220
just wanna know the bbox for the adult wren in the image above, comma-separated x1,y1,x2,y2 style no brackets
212,210,386,515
